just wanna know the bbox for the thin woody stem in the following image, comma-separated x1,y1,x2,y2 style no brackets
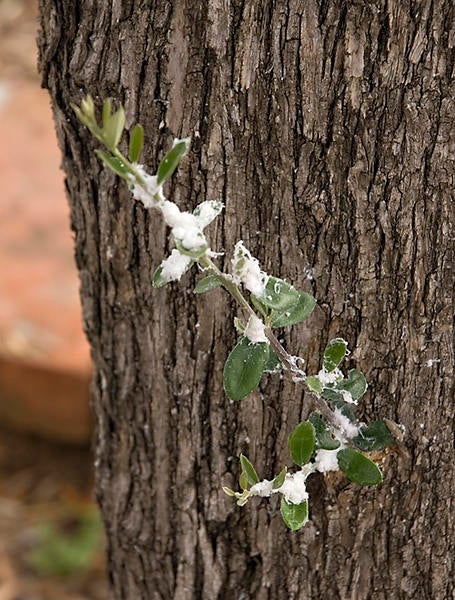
199,254,345,434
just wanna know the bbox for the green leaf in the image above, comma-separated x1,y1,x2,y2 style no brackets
271,292,316,327
175,239,207,259
71,104,92,129
337,448,383,486
240,454,260,486
222,486,236,497
280,498,309,531
272,467,287,489
95,150,131,179
193,200,223,225
103,106,126,150
323,338,348,372
305,376,323,394
289,421,315,466
152,266,168,288
309,412,340,450
353,421,396,452
236,490,251,506
239,471,249,492
157,138,190,184
129,123,144,163
233,317,245,333
81,95,95,117
336,369,367,401
102,98,112,126
322,391,357,422
194,274,222,294
223,337,269,401
256,277,300,311
264,348,281,372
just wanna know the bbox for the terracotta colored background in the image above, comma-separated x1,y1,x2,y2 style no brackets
0,0,92,444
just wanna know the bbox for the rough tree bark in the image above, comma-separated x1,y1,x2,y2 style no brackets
38,1,454,598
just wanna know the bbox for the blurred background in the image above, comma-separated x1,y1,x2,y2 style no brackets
0,1,106,597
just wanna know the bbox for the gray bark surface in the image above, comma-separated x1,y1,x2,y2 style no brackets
38,1,454,598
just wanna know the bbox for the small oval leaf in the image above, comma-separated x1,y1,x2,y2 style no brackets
272,467,287,489
104,106,126,150
280,497,309,531
256,277,300,311
194,274,222,294
337,448,383,486
223,337,269,401
152,265,168,288
323,338,348,372
264,348,281,373
129,123,144,163
305,376,323,394
271,292,316,327
95,150,131,180
309,412,340,451
353,421,396,452
336,369,367,400
289,421,315,466
157,138,190,184
240,454,260,486
239,471,248,491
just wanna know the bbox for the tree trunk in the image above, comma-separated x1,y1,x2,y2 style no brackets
38,1,454,598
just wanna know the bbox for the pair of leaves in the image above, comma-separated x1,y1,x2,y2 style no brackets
253,277,316,328
223,337,270,401
239,456,286,491
87,97,142,162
